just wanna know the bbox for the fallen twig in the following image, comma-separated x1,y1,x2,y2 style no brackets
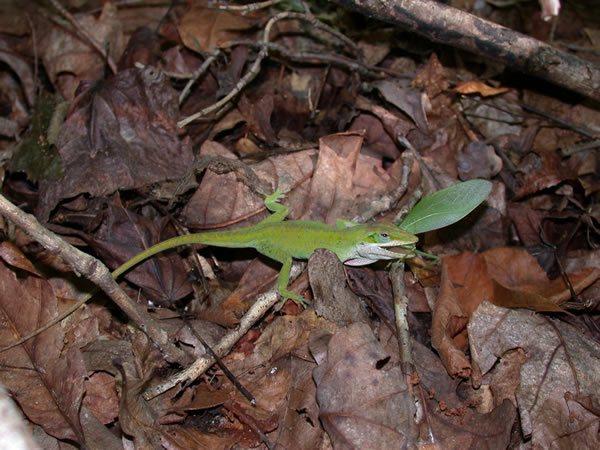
332,0,600,101
143,265,301,399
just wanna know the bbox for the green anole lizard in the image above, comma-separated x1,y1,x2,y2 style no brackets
0,190,418,352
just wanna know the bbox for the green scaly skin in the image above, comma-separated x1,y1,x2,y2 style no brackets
0,191,418,352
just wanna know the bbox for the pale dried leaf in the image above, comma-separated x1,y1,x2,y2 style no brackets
313,323,418,448
469,301,600,447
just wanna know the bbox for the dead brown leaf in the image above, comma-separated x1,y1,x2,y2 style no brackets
312,323,418,448
353,95,414,156
411,340,517,448
373,79,430,130
469,301,600,448
181,140,282,227
173,319,226,360
0,241,41,275
223,312,325,445
456,141,502,180
160,312,323,447
238,92,277,145
309,249,370,326
178,3,258,53
0,260,86,444
116,332,173,447
0,37,35,108
483,247,599,307
412,52,449,99
514,150,579,199
349,112,400,160
432,248,599,377
37,3,125,100
83,372,119,425
88,196,192,306
0,1,31,35
453,81,510,97
117,365,164,447
37,66,194,220
223,258,281,313
507,202,544,246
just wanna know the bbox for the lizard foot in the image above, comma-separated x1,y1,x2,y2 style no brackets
275,292,310,311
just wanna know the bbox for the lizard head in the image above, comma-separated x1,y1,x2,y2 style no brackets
342,223,418,267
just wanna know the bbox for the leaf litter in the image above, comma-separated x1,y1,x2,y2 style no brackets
0,0,599,448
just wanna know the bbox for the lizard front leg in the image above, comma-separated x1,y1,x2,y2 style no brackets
258,189,289,224
276,256,309,308
256,244,308,308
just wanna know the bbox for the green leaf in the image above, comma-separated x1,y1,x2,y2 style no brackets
399,180,492,234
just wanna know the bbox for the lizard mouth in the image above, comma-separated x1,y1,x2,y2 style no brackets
372,242,416,258
372,239,417,251
377,241,416,249
344,242,416,267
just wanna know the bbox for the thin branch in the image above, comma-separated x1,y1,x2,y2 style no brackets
213,0,282,15
177,8,365,127
143,265,301,399
332,0,600,101
179,310,256,405
178,51,221,105
224,39,398,79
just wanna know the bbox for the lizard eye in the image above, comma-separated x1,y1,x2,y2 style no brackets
378,233,390,243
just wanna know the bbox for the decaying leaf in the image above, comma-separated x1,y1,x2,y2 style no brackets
456,141,502,180
453,81,510,97
308,248,369,326
88,197,192,306
37,65,194,220
412,339,518,448
178,4,257,53
373,79,429,130
469,301,600,448
312,323,418,448
0,258,86,444
37,2,125,100
432,248,600,377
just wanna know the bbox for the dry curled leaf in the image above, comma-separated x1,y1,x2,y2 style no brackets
0,241,41,275
453,81,510,97
373,79,429,130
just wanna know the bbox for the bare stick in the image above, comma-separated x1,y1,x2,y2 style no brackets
178,51,221,105
332,0,600,101
390,262,414,369
178,309,256,405
214,0,282,15
143,265,301,399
